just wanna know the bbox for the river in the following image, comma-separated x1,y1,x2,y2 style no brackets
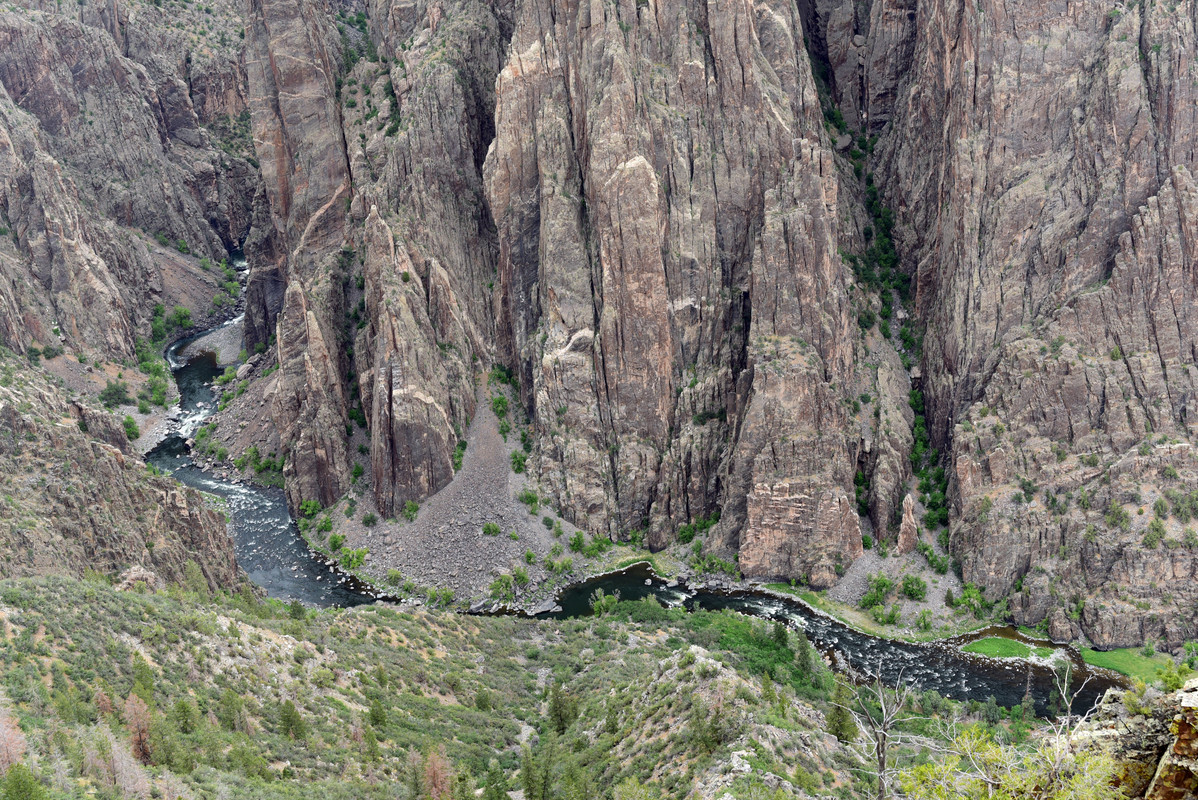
145,322,375,607
149,319,1125,714
532,564,1125,716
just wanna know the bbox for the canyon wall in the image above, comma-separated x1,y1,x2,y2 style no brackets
239,0,940,589
0,0,255,585
2,0,1197,642
0,0,255,360
242,0,1198,627
858,0,1198,645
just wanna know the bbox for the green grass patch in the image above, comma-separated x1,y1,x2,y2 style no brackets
1032,647,1055,658
960,637,1031,659
1081,647,1171,682
610,555,675,577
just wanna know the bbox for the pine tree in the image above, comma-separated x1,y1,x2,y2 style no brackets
827,683,859,742
124,693,152,763
368,698,387,729
761,671,777,704
362,727,380,762
520,744,543,800
424,747,454,800
548,682,578,734
279,700,307,739
794,628,814,678
482,760,508,800
2,764,46,800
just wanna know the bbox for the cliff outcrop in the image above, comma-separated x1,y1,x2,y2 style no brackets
0,0,256,361
845,0,1198,645
0,350,239,588
242,0,927,589
1077,678,1198,798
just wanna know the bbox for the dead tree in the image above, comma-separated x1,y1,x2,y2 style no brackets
830,664,920,800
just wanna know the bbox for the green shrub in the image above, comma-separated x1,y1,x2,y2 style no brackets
1144,518,1165,549
510,451,527,473
1106,500,1131,531
99,380,132,408
483,522,501,537
901,575,927,601
517,489,539,514
491,395,508,418
958,583,990,618
168,305,192,330
362,512,378,527
489,574,515,602
678,511,720,544
122,415,140,441
859,573,894,609
403,500,419,521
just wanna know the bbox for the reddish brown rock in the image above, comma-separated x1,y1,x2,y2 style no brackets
896,494,917,554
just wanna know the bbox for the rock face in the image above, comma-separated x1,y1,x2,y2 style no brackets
481,0,880,586
0,0,255,360
0,0,256,588
8,0,1198,637
240,0,915,591
897,493,916,554
0,353,239,589
1076,679,1198,799
242,0,356,510
824,0,1198,645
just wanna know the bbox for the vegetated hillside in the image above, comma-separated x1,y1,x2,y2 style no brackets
4,572,1180,800
0,348,238,588
0,575,869,799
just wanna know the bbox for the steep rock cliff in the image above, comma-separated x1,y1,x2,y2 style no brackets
854,0,1198,645
0,0,256,587
0,351,239,588
0,0,255,360
480,0,916,585
241,0,934,587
